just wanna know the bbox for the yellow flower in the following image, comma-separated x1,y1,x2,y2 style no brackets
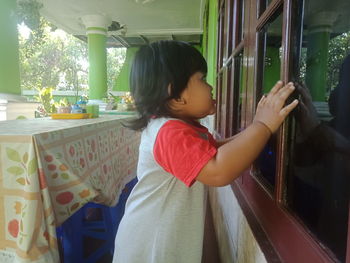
14,201,22,214
121,92,134,105
79,189,90,198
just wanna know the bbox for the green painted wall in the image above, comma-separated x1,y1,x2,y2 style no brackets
0,0,21,95
204,0,218,88
87,32,107,99
202,2,208,61
114,47,138,92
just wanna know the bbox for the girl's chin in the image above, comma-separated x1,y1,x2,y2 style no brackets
208,107,216,115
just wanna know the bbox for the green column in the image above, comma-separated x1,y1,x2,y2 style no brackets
206,0,218,88
114,47,138,92
305,12,336,101
263,47,281,93
0,0,21,95
87,29,107,99
82,15,111,100
305,30,330,101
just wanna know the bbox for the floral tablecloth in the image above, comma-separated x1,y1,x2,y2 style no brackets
0,116,140,262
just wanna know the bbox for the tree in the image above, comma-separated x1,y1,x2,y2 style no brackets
299,31,350,97
17,0,126,96
327,32,350,92
18,25,89,92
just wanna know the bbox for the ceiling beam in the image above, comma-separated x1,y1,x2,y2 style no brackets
139,35,149,44
111,35,130,48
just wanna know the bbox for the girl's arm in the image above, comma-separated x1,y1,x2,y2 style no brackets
216,134,240,147
197,81,298,187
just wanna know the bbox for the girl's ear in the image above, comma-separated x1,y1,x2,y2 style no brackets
175,97,186,105
168,97,186,111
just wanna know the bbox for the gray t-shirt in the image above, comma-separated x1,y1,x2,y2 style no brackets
113,118,213,263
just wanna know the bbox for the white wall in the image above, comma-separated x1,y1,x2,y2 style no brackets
209,186,267,263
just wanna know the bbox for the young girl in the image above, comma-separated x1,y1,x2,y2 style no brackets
113,40,298,263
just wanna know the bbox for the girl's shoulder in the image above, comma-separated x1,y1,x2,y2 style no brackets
143,117,211,142
161,119,209,134
145,117,178,132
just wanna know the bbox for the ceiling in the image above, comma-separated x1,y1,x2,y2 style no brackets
304,0,350,34
35,0,206,48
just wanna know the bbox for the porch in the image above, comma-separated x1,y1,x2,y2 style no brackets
1,0,349,262
0,0,228,262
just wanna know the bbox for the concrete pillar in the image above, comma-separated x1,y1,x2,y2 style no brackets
305,12,337,101
81,15,111,100
0,0,21,96
114,47,138,92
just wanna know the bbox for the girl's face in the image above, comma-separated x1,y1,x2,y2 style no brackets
179,71,216,119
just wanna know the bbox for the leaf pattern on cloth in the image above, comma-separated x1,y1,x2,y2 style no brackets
6,148,37,185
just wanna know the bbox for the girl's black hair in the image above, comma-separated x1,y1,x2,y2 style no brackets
127,40,207,130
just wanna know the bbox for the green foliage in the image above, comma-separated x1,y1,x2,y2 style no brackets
299,31,350,96
18,27,89,92
17,3,126,96
17,0,54,59
327,32,350,91
34,87,56,114
57,98,69,107
17,0,43,31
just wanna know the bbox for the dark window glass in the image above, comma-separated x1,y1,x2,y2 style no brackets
224,0,233,59
286,0,350,261
252,10,283,191
236,0,245,44
221,67,229,137
232,51,244,133
217,5,225,69
216,72,223,133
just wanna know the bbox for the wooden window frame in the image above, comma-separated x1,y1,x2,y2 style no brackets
214,0,350,262
216,0,246,138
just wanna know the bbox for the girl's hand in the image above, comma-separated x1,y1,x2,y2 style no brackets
253,81,299,133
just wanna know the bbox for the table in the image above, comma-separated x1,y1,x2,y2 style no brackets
0,116,140,262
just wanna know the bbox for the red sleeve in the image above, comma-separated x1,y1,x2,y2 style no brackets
153,120,217,187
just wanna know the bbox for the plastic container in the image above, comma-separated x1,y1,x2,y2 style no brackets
57,106,71,114
71,105,83,113
86,103,99,118
76,100,87,113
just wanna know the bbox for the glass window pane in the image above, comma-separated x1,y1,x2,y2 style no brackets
218,6,225,69
252,11,283,191
286,0,350,261
231,51,244,134
236,0,245,44
216,72,223,132
224,0,233,58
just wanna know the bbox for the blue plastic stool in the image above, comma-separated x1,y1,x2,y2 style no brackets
57,177,137,263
